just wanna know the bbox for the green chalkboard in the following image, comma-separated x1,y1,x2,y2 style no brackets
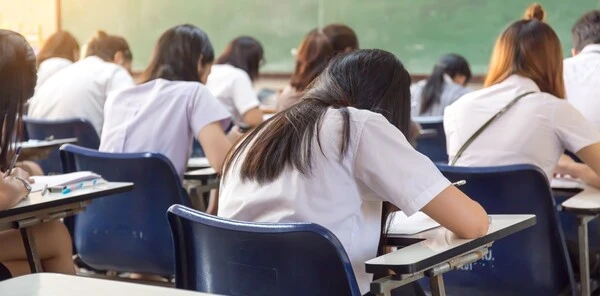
61,0,600,74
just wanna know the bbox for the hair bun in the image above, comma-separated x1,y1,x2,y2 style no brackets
95,30,108,39
524,3,545,21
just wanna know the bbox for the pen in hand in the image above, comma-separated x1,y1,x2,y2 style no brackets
452,180,467,187
4,146,22,178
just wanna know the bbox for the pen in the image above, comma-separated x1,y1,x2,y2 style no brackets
48,179,99,194
452,180,467,187
4,146,22,178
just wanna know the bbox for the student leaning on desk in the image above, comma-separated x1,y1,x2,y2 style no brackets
0,30,74,281
444,4,600,189
218,49,489,295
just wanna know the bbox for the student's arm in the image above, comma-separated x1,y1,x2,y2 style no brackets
421,186,489,238
242,107,263,127
552,101,600,188
354,113,489,239
196,122,232,173
0,168,31,210
231,72,262,127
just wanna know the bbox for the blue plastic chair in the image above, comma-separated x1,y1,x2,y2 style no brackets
167,204,362,296
429,164,575,296
60,144,190,276
24,117,100,175
413,116,447,163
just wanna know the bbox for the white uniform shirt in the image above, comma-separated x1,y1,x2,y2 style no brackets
28,56,134,136
206,64,260,126
564,44,600,129
445,74,600,179
219,107,451,294
411,74,471,117
100,79,231,178
35,57,73,92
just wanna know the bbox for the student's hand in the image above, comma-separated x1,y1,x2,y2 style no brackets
554,154,577,177
9,167,33,183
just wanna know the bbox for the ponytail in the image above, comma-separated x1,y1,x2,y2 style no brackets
420,64,446,114
85,30,131,62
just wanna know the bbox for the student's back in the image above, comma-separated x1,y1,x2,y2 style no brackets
100,24,233,178
28,31,133,136
564,10,600,129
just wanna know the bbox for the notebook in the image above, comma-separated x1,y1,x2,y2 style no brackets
30,171,102,192
387,211,441,235
551,177,585,190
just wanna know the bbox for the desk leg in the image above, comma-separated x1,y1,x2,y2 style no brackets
20,228,43,273
578,216,593,296
430,274,446,296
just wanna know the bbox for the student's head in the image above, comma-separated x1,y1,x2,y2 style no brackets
36,31,80,67
571,10,600,55
322,24,359,54
216,36,264,81
485,3,565,98
224,49,411,183
420,54,471,114
0,30,36,169
85,30,132,72
290,29,334,92
140,24,214,84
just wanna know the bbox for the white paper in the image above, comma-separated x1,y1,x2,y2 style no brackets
18,138,78,149
187,157,210,168
551,177,585,190
30,171,102,192
387,211,441,235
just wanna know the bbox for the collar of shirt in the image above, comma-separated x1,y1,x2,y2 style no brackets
581,44,600,54
499,74,541,93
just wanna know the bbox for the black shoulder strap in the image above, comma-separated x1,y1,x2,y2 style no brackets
450,91,535,166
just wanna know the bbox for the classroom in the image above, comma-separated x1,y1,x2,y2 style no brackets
1,0,600,295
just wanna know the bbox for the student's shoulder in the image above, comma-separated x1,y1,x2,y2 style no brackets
212,64,249,79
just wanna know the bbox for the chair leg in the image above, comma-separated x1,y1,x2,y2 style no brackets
429,274,446,296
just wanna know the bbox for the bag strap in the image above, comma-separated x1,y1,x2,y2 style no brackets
450,91,535,166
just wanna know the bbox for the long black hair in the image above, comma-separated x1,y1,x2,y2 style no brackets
420,53,471,114
223,49,412,254
0,30,36,169
140,24,214,83
216,36,264,81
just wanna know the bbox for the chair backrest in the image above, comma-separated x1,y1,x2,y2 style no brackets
167,204,362,296
60,144,190,276
24,117,100,175
413,116,447,163
431,164,575,296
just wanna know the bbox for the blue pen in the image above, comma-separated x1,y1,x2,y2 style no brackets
61,179,98,194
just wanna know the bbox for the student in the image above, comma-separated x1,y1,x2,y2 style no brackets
0,29,74,281
276,29,333,111
444,4,600,187
322,23,359,55
564,10,600,129
206,37,264,128
35,31,80,91
100,24,233,179
28,30,134,136
219,49,489,295
411,54,472,117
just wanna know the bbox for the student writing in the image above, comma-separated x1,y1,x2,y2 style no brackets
0,29,74,281
219,49,489,295
444,4,600,188
100,24,233,179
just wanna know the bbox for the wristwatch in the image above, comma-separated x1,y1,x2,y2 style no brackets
14,176,32,197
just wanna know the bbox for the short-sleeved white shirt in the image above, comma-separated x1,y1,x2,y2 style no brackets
564,44,600,129
35,57,73,92
206,64,260,126
28,56,134,136
444,74,600,179
99,79,231,178
218,107,451,294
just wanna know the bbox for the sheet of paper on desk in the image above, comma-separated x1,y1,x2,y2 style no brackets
387,211,440,235
30,171,102,192
551,177,585,190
